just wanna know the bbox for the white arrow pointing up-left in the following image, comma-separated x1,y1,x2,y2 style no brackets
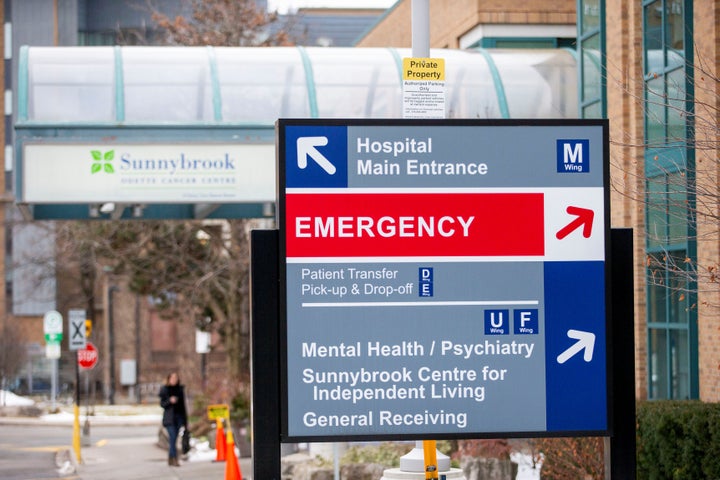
556,329,596,364
297,136,336,175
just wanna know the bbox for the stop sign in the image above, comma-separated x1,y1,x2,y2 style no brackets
78,342,99,369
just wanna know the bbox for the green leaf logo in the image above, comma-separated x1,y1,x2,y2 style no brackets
91,150,115,174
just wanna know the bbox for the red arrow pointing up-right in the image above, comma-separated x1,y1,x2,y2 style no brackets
556,206,594,240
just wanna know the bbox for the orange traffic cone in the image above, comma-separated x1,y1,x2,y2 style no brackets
224,428,243,480
214,418,227,462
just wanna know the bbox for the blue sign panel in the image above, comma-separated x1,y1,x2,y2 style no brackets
557,139,590,173
278,119,610,441
285,125,347,188
545,261,607,432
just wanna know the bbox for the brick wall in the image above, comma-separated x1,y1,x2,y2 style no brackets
356,0,575,48
693,0,720,402
605,0,648,400
605,0,720,401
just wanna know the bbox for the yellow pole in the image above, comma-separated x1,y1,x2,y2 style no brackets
423,439,438,479
73,404,82,463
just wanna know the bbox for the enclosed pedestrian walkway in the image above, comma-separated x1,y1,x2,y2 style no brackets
16,46,578,219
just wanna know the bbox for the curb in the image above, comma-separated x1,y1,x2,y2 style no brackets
0,415,161,427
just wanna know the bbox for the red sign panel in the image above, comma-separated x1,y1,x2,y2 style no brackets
285,192,545,257
78,341,99,369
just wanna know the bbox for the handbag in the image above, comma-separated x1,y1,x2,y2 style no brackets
181,427,191,454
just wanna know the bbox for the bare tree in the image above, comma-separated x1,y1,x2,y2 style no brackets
607,44,720,315
149,0,294,46
536,437,605,480
54,219,261,383
0,320,28,405
39,0,294,401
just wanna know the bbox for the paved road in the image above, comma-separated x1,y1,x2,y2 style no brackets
0,423,75,480
0,422,252,480
79,424,252,480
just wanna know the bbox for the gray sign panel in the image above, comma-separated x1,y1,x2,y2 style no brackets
278,119,609,441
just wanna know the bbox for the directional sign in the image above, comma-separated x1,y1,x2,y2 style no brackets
297,136,335,174
557,330,596,364
43,310,63,335
68,309,86,351
43,310,63,345
78,342,99,369
556,206,594,239
277,119,609,441
44,333,62,343
45,342,61,359
207,404,231,420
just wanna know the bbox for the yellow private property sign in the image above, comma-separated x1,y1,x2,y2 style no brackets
207,404,230,420
402,57,446,119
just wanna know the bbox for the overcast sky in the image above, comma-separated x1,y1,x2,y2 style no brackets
267,0,396,14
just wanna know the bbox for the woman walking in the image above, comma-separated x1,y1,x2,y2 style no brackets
159,372,187,466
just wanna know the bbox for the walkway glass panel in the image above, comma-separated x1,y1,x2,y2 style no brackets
16,46,578,220
20,46,578,124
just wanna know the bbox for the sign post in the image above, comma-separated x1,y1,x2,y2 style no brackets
43,310,63,350
69,309,87,351
78,342,99,370
407,6,446,474
277,119,609,444
78,341,98,450
43,310,63,411
68,308,86,463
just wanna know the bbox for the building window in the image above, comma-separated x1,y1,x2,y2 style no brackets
79,29,159,46
577,0,605,118
646,172,693,399
643,0,697,400
479,37,575,49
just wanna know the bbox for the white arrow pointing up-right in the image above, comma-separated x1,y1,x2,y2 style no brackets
556,329,596,364
297,136,336,175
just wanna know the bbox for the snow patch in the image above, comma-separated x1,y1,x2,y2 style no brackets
0,390,36,407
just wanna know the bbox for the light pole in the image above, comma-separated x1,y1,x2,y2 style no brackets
107,286,118,405
134,294,141,404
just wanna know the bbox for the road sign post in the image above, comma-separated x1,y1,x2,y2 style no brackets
43,310,63,347
277,119,609,442
68,308,86,464
43,310,63,412
68,309,86,351
78,342,99,370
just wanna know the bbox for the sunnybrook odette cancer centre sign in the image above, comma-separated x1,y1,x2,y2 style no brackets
21,143,275,204
277,119,609,441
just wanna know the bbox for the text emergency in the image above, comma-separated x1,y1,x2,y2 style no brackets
295,215,474,239
284,192,545,258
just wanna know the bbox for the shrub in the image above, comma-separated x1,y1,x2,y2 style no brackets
341,442,413,467
636,400,720,480
452,439,512,460
340,441,457,468
230,390,250,423
536,436,604,480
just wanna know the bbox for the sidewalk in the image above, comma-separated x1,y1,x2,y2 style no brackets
76,434,253,480
0,402,253,480
71,406,253,479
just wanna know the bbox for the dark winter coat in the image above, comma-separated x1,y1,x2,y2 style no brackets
159,384,187,427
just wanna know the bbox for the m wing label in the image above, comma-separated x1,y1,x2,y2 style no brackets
557,139,590,173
